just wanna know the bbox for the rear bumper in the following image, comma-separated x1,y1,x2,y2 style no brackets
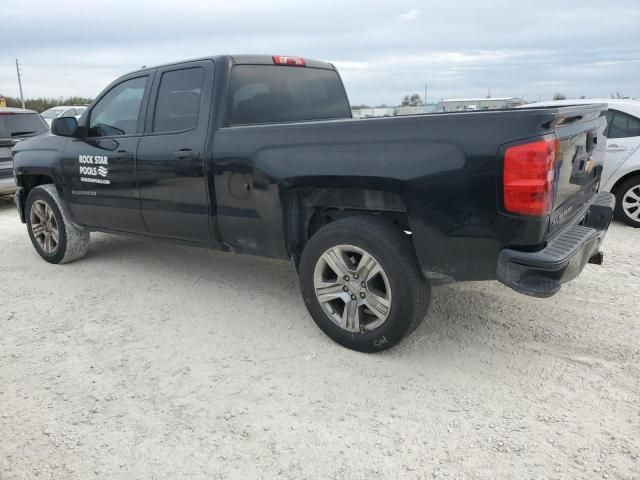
0,176,16,195
497,192,615,298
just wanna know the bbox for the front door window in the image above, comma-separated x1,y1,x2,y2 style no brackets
88,76,147,137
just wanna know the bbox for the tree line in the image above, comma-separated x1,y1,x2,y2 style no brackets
0,95,93,113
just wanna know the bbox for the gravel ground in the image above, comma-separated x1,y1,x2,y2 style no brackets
0,194,639,480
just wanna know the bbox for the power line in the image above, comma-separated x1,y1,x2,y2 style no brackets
15,59,25,109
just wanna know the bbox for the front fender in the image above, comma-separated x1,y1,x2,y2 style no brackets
12,134,67,183
12,135,69,222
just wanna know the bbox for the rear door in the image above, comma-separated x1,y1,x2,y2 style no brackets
60,73,152,233
136,60,213,242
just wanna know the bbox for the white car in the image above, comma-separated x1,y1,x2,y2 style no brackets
522,99,640,227
40,106,87,126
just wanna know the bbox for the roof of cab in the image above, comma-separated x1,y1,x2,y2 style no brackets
0,107,39,114
135,54,335,75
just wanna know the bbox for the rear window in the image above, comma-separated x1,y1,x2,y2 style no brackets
0,113,48,138
227,65,351,125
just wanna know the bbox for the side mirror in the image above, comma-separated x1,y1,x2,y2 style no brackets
51,116,78,137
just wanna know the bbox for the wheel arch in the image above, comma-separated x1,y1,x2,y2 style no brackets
610,170,640,196
283,187,411,267
14,171,58,223
611,171,640,226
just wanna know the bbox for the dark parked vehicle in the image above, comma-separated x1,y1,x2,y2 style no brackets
12,55,615,351
0,107,49,195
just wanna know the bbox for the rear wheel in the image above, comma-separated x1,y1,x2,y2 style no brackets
614,176,640,227
299,215,429,352
26,184,90,264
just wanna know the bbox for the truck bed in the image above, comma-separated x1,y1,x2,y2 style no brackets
212,104,608,281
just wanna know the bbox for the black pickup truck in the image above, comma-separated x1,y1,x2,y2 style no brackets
12,54,615,352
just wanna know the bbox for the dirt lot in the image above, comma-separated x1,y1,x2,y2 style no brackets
0,194,638,480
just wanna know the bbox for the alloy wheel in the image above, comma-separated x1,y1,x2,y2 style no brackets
313,244,392,333
622,185,640,222
30,200,59,254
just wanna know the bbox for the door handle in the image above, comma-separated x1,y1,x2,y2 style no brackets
174,149,200,160
607,144,627,152
112,150,134,160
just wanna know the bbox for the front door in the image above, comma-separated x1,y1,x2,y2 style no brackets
61,74,153,233
136,61,214,243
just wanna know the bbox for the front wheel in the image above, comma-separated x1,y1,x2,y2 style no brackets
25,184,90,264
615,176,640,227
299,215,429,352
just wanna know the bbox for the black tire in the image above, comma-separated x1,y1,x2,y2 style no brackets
25,184,90,264
299,215,430,352
614,176,640,228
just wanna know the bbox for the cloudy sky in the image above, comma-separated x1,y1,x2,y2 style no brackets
1,0,639,105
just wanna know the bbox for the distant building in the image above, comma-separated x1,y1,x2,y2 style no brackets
394,105,437,116
351,105,437,118
352,107,396,118
436,97,525,112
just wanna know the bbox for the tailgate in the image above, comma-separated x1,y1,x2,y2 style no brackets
548,104,608,236
0,138,14,178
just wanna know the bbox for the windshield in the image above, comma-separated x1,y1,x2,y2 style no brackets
40,108,68,119
0,113,49,138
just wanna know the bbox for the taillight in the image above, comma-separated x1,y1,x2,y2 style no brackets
272,55,306,67
503,137,558,216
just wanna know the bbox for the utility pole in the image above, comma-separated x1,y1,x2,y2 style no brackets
15,59,25,109
424,83,428,106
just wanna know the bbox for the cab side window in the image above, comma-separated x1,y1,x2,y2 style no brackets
153,68,204,133
608,110,640,139
88,76,147,137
